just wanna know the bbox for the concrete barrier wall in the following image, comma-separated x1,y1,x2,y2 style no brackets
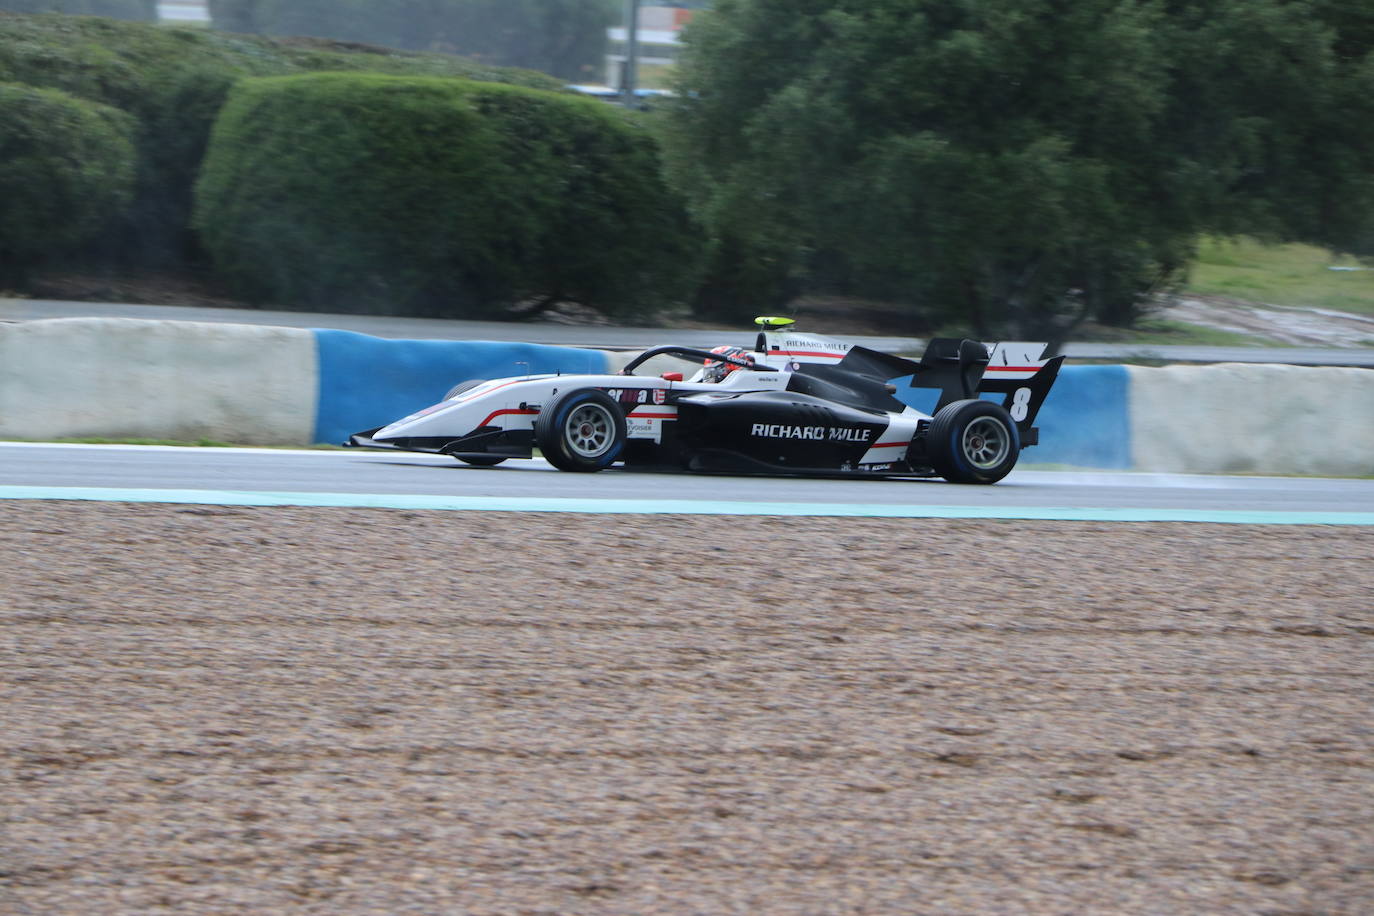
0,318,317,445
4,318,1370,476
1129,363,1374,476
0,319,616,446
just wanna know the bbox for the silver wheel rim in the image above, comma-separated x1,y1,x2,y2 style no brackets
565,403,615,458
962,416,1010,469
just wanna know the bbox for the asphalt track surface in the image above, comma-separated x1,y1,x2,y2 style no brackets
2,443,1372,524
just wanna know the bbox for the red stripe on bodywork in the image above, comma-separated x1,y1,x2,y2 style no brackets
478,408,538,428
870,441,908,449
628,411,677,420
779,350,847,359
452,378,531,402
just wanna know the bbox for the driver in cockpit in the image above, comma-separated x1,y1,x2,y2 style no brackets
702,345,755,383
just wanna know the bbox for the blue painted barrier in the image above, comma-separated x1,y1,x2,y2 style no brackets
890,365,1131,469
1030,365,1131,468
311,330,610,445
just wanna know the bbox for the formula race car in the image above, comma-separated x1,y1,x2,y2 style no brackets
348,318,1063,484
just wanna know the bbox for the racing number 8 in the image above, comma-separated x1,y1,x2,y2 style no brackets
1009,387,1031,422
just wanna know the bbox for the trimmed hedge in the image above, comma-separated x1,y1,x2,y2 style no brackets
0,1,155,19
0,12,564,268
0,82,135,283
194,73,698,318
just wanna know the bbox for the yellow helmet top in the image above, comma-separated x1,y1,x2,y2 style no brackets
754,316,796,329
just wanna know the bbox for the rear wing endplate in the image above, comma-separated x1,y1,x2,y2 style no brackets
910,339,1063,433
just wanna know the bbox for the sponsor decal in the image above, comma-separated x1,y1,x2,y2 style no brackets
653,388,666,405
605,388,650,405
783,338,849,352
750,423,872,442
626,416,663,443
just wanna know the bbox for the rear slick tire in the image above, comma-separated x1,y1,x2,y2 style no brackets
534,388,627,472
927,399,1020,484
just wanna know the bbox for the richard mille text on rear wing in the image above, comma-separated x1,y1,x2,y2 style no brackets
346,319,1064,485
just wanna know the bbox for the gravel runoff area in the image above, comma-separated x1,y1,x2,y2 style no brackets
2,502,1371,915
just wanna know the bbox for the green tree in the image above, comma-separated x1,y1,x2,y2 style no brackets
0,82,135,284
665,0,1374,339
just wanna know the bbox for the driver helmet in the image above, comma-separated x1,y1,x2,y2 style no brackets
703,345,754,383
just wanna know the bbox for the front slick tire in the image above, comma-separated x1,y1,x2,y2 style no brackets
453,454,506,467
927,398,1020,484
535,388,626,472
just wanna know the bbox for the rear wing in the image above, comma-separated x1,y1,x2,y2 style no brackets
909,339,1063,438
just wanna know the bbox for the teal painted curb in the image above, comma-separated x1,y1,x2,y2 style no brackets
2,486,1371,525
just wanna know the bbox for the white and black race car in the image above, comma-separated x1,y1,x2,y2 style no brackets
348,318,1063,484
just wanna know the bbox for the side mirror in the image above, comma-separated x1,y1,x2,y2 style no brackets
661,372,684,382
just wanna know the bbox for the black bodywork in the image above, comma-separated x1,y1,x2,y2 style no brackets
627,340,1061,477
671,390,895,474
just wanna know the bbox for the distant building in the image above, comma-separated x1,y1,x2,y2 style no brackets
157,1,209,24
606,5,695,89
